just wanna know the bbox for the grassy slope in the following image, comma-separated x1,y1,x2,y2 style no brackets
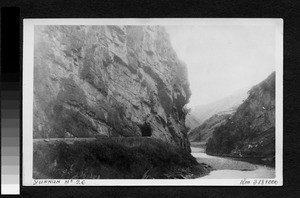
33,138,210,179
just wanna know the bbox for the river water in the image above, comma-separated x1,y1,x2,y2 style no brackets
191,145,275,179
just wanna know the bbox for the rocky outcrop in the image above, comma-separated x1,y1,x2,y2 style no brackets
33,25,191,150
206,72,275,162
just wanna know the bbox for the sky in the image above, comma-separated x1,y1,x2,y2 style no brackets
165,24,276,108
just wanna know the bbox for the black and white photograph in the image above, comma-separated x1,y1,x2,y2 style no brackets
23,19,283,186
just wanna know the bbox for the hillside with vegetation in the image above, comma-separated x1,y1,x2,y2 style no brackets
206,72,275,164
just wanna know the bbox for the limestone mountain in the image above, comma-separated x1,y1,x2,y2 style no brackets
33,25,191,151
206,72,275,162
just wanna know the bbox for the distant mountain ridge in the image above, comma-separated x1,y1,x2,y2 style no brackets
188,113,230,142
186,87,249,131
185,114,201,131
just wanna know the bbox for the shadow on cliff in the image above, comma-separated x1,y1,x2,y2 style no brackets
33,138,210,179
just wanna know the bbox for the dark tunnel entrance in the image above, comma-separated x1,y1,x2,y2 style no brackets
140,122,152,137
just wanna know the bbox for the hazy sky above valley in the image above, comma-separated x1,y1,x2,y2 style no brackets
165,23,276,108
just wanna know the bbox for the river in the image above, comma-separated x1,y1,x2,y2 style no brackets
191,143,275,179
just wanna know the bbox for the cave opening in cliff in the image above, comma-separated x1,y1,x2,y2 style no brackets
140,122,152,137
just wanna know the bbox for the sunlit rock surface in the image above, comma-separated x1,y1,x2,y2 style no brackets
33,25,191,150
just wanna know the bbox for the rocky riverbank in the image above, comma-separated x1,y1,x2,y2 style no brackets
191,143,275,179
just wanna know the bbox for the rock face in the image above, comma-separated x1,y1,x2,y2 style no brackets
33,25,191,150
206,72,275,161
188,113,230,143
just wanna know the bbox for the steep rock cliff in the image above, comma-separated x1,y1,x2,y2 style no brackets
206,72,275,161
33,25,191,150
